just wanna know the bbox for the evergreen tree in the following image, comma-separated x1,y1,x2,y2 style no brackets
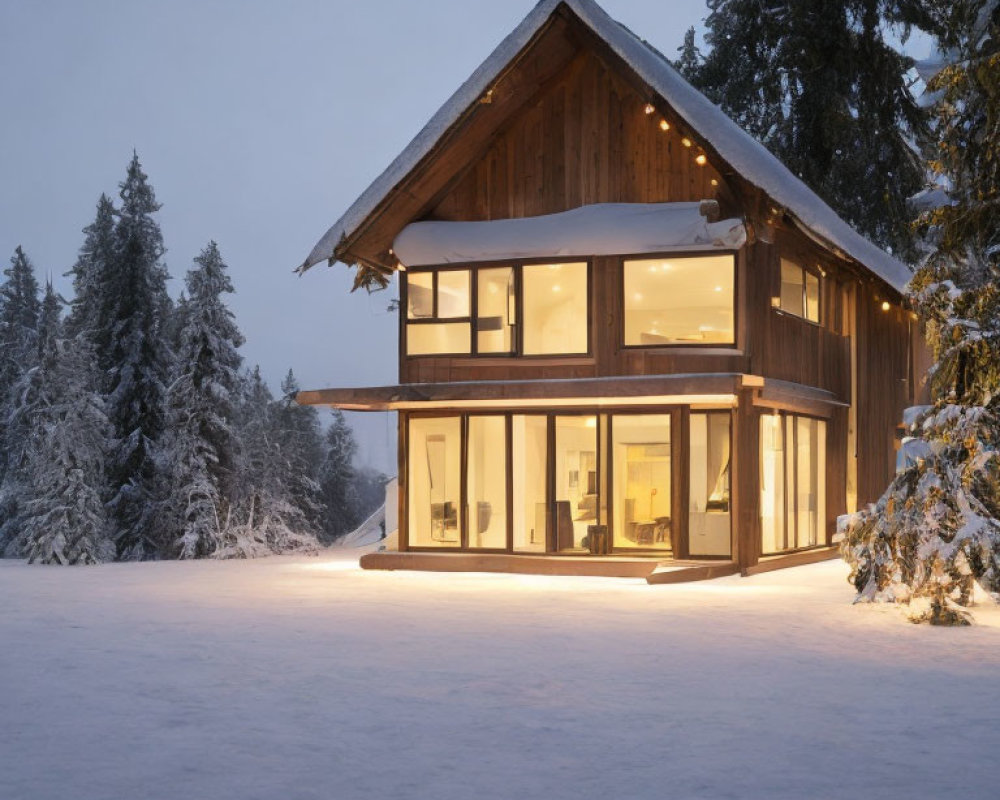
840,1,1000,624
104,153,172,560
0,247,41,554
318,409,360,542
163,242,244,558
686,0,926,255
223,367,319,557
20,285,113,565
65,193,116,340
673,27,703,80
273,369,324,534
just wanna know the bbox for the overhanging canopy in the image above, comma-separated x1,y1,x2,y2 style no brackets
392,202,746,267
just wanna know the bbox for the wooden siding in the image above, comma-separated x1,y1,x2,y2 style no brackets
429,49,724,222
856,282,912,505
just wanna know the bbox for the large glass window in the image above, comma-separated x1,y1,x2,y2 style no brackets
467,416,507,549
554,416,598,551
778,258,820,323
612,415,672,551
512,415,547,552
408,417,462,548
688,412,731,557
760,412,827,553
623,256,735,346
522,262,588,355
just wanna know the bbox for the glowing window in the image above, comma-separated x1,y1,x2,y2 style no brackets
623,256,735,346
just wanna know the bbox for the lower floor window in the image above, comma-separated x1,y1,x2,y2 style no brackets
406,409,733,558
760,412,827,554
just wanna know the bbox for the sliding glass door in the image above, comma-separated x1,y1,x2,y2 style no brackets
467,416,507,549
553,416,598,552
512,415,547,552
688,412,732,557
611,415,673,552
408,417,462,548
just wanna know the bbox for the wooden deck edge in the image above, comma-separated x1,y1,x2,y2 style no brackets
645,562,739,585
359,551,659,578
743,547,840,577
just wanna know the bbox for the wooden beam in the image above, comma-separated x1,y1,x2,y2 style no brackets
297,373,744,409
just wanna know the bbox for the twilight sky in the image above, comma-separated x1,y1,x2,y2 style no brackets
0,1,928,472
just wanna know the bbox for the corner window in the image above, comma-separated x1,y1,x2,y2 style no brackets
406,269,472,356
778,259,820,323
760,412,827,554
623,255,735,346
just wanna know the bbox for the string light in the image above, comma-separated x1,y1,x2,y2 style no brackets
695,154,707,165
681,137,692,147
644,103,656,115
881,301,891,312
659,119,670,131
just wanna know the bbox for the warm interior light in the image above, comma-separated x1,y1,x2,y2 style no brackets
695,153,707,165
584,417,597,428
771,296,781,308
682,137,692,147
659,119,670,131
714,286,722,292
552,284,562,293
644,103,655,115
881,301,891,312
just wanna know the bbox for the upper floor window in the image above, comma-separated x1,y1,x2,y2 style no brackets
623,255,735,346
522,262,588,355
404,262,588,357
778,258,820,323
405,269,472,356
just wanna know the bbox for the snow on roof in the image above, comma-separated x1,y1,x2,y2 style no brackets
393,202,746,266
300,0,912,293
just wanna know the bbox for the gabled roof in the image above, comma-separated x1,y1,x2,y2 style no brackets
300,0,912,293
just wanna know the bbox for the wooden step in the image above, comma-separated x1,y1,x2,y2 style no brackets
645,561,739,585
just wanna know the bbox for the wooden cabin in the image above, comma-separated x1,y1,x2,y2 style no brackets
296,0,928,581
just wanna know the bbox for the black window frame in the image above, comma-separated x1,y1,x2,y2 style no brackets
619,251,739,350
776,257,822,325
401,258,592,359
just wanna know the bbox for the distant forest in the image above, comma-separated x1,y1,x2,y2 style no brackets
1,153,383,565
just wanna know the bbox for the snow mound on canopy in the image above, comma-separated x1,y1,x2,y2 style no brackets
393,202,745,266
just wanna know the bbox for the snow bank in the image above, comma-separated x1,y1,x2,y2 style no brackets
393,203,745,266
2,555,998,800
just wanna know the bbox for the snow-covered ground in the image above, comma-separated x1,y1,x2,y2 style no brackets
2,550,998,800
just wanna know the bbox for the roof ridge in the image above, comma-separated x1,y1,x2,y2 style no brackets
300,0,912,293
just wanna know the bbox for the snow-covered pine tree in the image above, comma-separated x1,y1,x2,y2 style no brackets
684,0,926,256
20,284,113,565
0,246,41,555
318,409,360,542
840,0,1000,624
162,242,244,559
103,153,172,560
64,193,116,340
222,367,320,557
273,369,325,534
